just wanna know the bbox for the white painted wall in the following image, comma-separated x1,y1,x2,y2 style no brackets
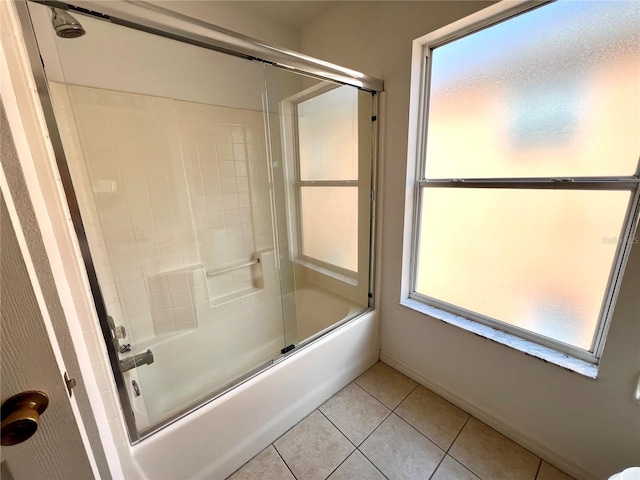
148,0,301,50
301,2,640,479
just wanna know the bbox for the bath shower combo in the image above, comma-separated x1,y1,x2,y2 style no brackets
17,2,384,471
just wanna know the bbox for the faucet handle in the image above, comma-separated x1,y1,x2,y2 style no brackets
107,316,127,339
119,343,131,353
113,325,127,339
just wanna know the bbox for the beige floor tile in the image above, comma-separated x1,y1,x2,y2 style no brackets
449,418,540,480
227,446,294,480
355,362,417,409
274,410,354,480
536,461,575,480
360,413,444,480
431,455,480,480
395,385,469,450
320,383,391,445
327,450,386,480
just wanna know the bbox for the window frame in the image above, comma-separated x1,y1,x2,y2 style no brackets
279,83,362,283
403,0,640,370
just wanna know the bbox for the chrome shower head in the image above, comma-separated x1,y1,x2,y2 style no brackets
51,7,86,39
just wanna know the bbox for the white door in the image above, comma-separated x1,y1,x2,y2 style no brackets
0,194,94,479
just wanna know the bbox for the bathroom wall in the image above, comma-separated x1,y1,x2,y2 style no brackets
300,2,640,479
149,0,301,52
49,80,281,342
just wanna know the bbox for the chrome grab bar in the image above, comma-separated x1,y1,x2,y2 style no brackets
120,349,154,373
205,258,260,277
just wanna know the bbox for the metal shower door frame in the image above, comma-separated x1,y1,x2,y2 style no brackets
15,0,383,444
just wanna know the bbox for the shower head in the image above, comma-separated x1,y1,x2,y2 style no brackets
50,7,86,39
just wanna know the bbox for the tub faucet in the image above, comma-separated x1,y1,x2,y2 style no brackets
120,349,154,373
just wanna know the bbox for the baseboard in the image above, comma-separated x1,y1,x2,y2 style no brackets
380,352,597,480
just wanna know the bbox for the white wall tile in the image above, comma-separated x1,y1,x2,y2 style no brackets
169,288,192,307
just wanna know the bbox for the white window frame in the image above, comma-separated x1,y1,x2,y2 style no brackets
279,83,362,284
401,0,640,377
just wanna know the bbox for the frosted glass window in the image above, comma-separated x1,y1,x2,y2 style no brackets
416,189,630,350
425,0,640,179
300,187,358,271
297,86,358,181
410,0,640,360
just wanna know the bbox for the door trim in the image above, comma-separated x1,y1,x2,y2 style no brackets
1,0,117,476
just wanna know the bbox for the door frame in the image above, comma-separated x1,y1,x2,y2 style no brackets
1,1,120,477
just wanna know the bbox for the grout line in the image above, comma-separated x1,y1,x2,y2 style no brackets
392,412,446,456
391,382,418,412
427,455,446,480
355,447,390,479
317,408,357,449
316,380,393,475
340,382,394,448
358,413,443,480
351,381,393,412
323,448,355,479
351,408,392,448
405,410,478,480
446,415,471,454
272,443,298,479
442,415,477,477
534,458,543,479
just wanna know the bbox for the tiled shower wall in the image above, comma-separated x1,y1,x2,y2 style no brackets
49,82,276,344
175,103,273,301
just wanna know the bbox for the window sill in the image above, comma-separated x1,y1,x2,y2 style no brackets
294,258,358,286
400,298,598,379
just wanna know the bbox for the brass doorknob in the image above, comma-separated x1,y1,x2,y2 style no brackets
1,391,49,446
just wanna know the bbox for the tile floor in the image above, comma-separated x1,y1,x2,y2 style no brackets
228,362,575,480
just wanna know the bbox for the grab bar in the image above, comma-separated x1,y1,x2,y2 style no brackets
206,258,260,277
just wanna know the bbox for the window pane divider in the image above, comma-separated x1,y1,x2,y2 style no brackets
298,180,358,187
419,177,639,190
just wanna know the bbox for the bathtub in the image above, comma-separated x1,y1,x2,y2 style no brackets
122,292,284,432
294,286,366,341
126,308,379,479
122,284,369,436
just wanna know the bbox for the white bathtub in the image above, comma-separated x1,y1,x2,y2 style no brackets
126,309,379,479
123,284,369,434
122,293,284,431
294,286,366,341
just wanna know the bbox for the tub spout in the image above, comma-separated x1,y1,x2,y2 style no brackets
120,349,154,373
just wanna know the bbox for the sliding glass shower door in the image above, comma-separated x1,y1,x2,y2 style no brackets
25,0,377,441
265,67,375,348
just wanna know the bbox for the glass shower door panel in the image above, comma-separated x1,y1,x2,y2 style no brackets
29,1,286,433
264,66,374,347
